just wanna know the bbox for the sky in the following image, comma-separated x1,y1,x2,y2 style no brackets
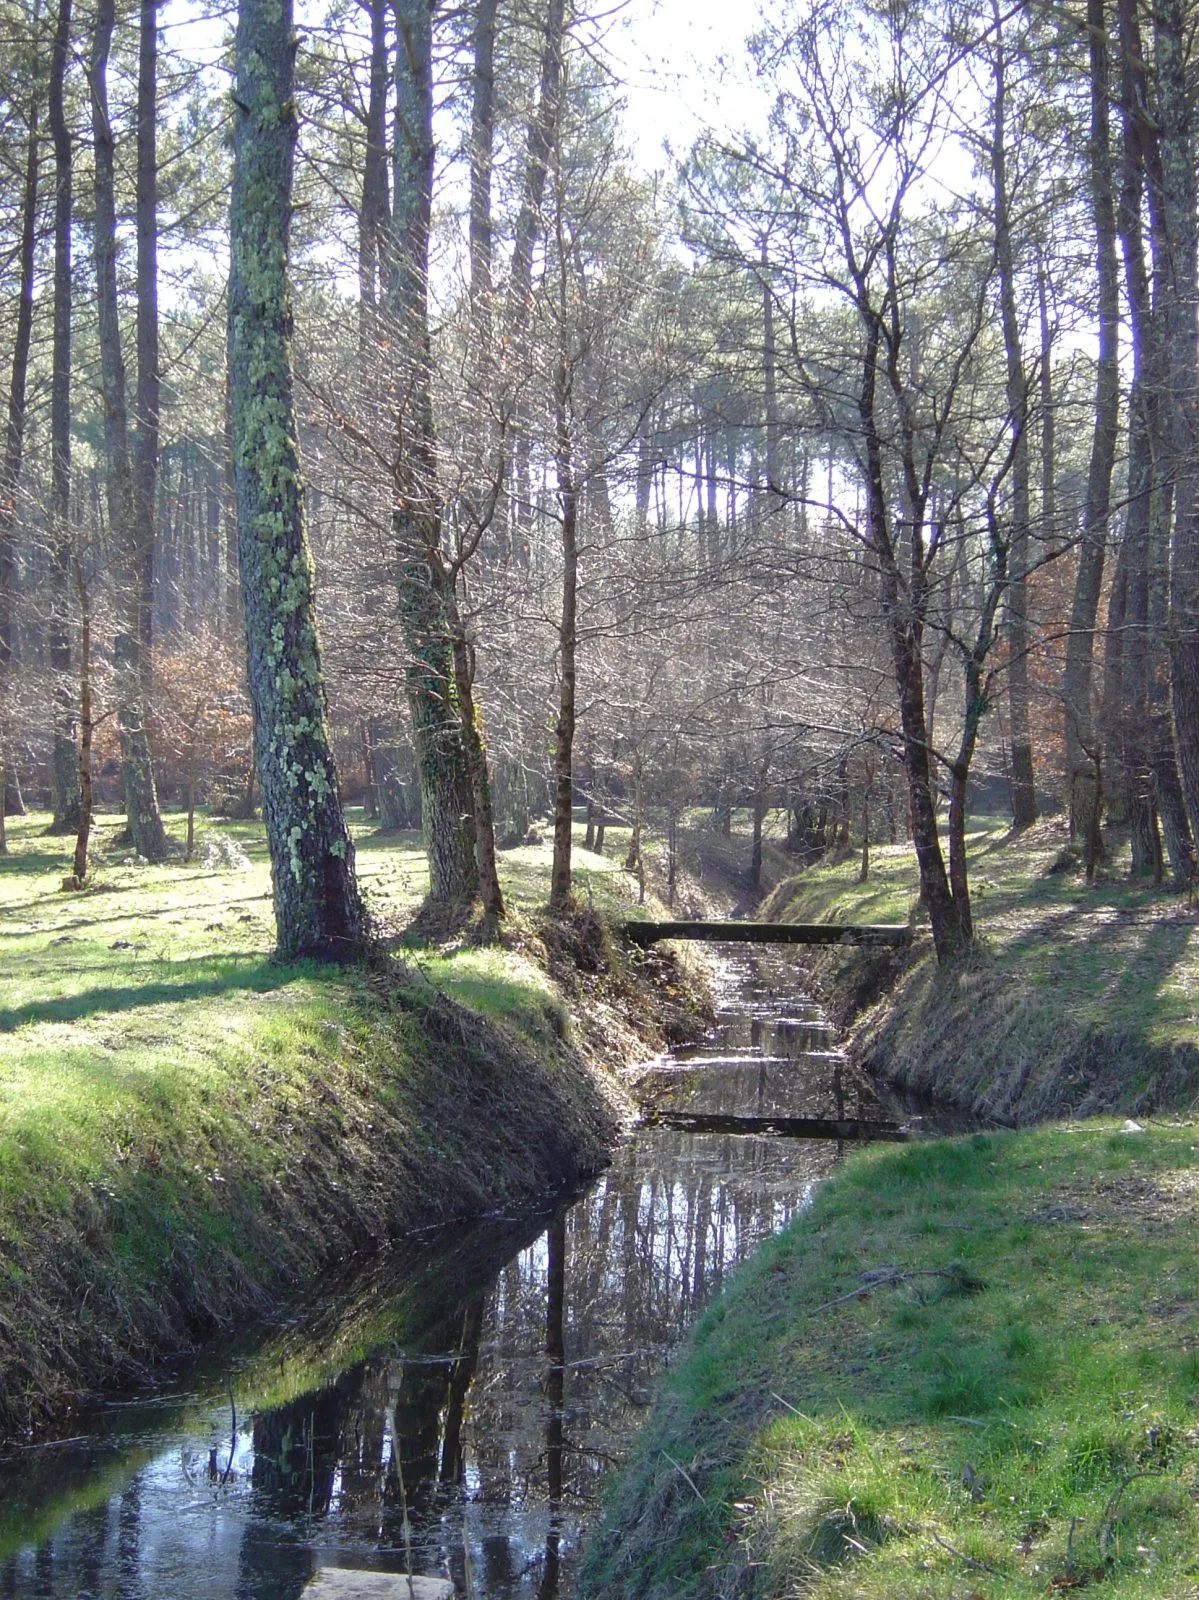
610,0,764,175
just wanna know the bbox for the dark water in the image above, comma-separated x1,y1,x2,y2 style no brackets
0,953,909,1600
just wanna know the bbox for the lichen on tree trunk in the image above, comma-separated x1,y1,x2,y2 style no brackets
228,0,364,960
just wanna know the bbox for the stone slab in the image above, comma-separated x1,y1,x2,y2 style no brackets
304,1570,455,1600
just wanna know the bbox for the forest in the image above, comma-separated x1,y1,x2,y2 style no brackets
7,0,1199,1592
2,0,1196,964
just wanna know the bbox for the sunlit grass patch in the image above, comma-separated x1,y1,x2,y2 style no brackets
755,815,1199,1118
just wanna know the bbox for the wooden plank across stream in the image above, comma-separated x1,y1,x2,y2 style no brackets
624,919,912,948
641,1109,910,1141
304,1571,454,1599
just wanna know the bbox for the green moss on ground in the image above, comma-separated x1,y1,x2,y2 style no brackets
0,808,685,1436
757,816,1199,1121
579,1121,1199,1600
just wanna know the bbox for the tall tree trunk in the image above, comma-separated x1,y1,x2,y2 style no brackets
71,558,95,886
549,346,578,912
1156,0,1199,854
452,630,505,935
860,317,966,962
1037,253,1057,550
48,0,80,832
505,0,566,550
0,92,40,856
1110,8,1157,871
990,10,1037,829
508,0,565,328
1063,0,1119,851
229,0,365,959
90,0,168,861
390,0,478,906
759,239,782,517
469,0,497,339
134,0,158,698
357,0,389,350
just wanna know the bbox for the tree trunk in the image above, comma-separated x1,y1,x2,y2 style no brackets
859,780,871,883
1037,253,1057,550
759,239,782,516
390,0,479,907
134,0,159,699
990,11,1037,829
1063,0,1119,850
185,724,198,861
1104,16,1147,830
750,782,766,891
624,752,643,872
505,0,566,551
508,0,566,330
1156,0,1199,849
549,355,578,912
229,0,364,960
357,0,390,350
469,0,497,339
0,91,39,859
72,559,94,887
90,0,168,862
452,629,505,936
361,721,378,818
860,317,967,962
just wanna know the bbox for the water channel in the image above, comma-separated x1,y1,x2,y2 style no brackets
0,951,919,1600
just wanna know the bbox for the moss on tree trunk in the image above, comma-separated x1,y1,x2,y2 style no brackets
228,0,364,960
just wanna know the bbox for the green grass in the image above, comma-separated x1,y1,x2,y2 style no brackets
764,817,1199,1046
0,806,651,1432
580,1121,1199,1600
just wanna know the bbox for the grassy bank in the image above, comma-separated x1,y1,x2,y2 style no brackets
761,817,1199,1122
0,809,693,1437
579,1119,1199,1600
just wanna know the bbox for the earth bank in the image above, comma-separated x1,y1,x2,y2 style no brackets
0,810,708,1439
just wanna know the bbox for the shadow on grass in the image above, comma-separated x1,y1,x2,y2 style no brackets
354,829,424,854
0,850,70,878
0,954,297,1033
0,895,274,945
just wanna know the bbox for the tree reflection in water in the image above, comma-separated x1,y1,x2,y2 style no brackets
0,953,878,1600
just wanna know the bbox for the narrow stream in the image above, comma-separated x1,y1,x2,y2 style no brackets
0,952,916,1599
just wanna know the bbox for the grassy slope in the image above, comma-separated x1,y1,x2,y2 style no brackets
0,809,677,1436
577,816,1199,1599
763,816,1199,1121
579,1121,1199,1600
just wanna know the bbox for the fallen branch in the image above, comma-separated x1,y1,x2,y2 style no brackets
930,1531,1007,1577
809,1263,986,1316
1099,1471,1162,1563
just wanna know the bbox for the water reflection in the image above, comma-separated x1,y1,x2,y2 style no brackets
0,953,860,1600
